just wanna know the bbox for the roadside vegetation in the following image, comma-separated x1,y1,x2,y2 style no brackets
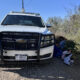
47,5,80,62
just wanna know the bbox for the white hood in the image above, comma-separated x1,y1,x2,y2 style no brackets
0,25,52,34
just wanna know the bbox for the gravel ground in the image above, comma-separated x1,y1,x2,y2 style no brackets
0,58,80,80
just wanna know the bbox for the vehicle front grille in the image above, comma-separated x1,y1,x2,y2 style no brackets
1,32,40,50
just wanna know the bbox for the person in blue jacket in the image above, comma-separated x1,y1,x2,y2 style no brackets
53,42,62,58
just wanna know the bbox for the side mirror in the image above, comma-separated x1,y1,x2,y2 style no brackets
46,24,52,28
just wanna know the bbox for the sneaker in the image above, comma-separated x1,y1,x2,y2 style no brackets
70,60,74,63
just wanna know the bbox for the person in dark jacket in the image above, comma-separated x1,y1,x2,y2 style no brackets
53,42,62,58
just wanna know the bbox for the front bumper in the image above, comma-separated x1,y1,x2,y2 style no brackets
2,46,54,62
2,53,52,61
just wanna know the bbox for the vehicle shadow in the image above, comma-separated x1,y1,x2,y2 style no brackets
1,58,79,80
3,63,60,80
0,59,60,80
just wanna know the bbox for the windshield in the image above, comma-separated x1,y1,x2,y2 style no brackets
1,15,45,27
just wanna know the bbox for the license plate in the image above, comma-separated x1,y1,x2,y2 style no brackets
15,54,27,61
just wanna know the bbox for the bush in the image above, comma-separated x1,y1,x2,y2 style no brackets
64,40,76,50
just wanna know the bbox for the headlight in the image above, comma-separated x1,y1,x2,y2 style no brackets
41,42,43,45
51,40,54,43
45,36,50,40
41,35,54,47
41,36,44,40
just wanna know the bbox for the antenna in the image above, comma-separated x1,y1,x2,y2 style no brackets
21,0,25,13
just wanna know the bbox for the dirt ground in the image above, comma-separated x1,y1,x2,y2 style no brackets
0,58,80,80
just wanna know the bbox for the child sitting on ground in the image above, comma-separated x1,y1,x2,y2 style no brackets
61,49,74,65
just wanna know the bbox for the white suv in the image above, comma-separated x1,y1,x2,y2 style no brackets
0,12,54,62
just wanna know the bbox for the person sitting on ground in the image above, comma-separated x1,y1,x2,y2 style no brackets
53,41,62,58
61,48,74,65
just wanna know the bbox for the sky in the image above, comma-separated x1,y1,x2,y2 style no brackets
0,0,80,22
